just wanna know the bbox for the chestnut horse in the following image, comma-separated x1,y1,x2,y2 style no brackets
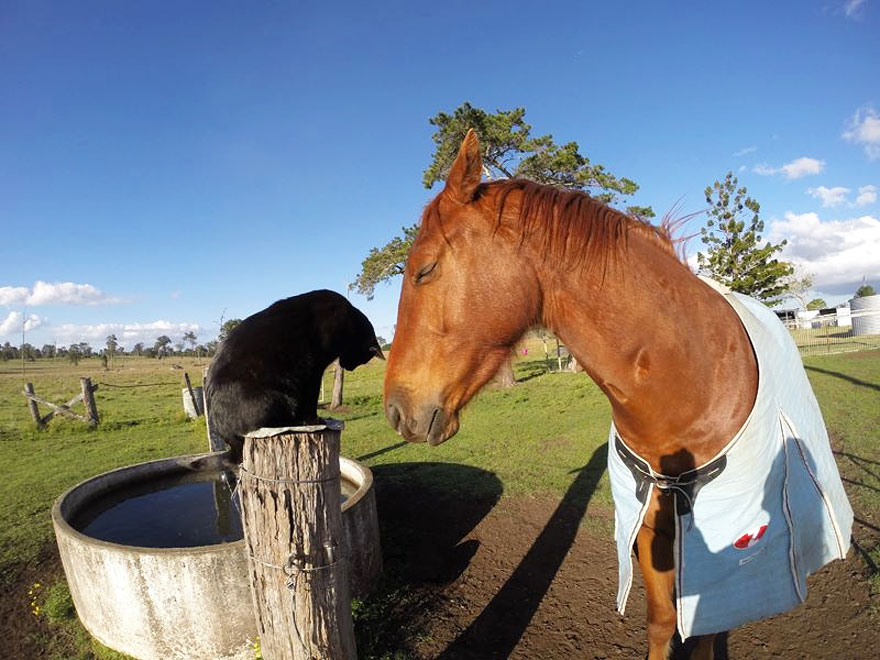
384,130,762,659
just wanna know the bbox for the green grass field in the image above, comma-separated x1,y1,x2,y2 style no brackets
1,344,878,658
789,325,880,356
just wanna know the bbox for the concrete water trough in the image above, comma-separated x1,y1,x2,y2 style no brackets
52,452,381,660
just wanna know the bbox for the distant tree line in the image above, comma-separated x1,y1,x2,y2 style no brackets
1,319,251,365
0,335,221,363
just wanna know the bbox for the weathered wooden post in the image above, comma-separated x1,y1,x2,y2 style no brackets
331,360,344,408
239,420,356,660
24,382,43,427
80,377,99,426
183,371,201,416
202,367,226,453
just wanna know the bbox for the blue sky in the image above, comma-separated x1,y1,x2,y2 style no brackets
2,1,878,349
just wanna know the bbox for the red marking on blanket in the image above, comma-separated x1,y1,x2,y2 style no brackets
734,524,768,550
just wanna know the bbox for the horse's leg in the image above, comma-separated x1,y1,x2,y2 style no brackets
635,491,677,660
689,634,716,660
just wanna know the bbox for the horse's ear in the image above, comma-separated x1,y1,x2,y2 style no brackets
444,129,482,204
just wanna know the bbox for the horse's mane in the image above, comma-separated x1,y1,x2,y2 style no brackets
479,178,681,273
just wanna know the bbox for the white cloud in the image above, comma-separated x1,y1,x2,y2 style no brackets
843,106,880,159
781,157,825,180
733,146,758,157
808,186,850,207
844,0,866,19
24,315,43,332
0,281,125,306
50,320,202,347
0,311,44,338
769,211,880,294
753,163,778,176
856,184,877,206
753,157,825,180
0,287,30,306
0,312,22,336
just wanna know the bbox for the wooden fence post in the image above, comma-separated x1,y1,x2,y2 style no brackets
331,361,344,408
239,421,356,660
80,377,99,426
24,383,43,427
183,371,201,417
202,368,226,453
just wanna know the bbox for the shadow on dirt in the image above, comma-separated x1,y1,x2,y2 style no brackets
353,462,504,656
434,443,608,660
372,462,504,585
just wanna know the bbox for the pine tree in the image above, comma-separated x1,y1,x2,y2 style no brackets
353,103,653,299
697,172,793,305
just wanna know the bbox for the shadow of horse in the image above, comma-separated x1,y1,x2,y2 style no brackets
435,443,608,659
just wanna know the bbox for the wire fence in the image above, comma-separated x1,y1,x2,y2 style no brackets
782,307,880,357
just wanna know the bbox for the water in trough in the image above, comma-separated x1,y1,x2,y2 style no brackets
71,470,357,548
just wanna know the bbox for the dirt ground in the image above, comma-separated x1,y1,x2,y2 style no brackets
1,548,61,659
4,462,878,660
397,499,876,659
373,461,880,660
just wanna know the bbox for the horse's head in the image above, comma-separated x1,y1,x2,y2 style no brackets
384,130,540,445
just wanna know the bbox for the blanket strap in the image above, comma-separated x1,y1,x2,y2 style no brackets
613,434,727,522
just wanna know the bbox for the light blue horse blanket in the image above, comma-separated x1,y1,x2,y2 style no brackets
608,281,853,638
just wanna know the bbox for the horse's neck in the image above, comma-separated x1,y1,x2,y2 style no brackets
538,234,758,470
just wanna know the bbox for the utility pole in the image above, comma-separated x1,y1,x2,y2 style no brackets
21,308,26,378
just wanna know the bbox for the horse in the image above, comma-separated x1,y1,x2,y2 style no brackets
383,130,851,659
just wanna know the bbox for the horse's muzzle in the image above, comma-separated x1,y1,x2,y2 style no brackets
384,390,457,445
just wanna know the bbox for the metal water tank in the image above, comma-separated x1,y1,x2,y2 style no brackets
850,294,880,336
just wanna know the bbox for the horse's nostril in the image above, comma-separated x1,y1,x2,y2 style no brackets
386,402,402,432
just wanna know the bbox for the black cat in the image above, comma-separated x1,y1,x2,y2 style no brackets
204,289,383,464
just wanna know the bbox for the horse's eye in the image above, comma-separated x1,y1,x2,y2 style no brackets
415,262,437,283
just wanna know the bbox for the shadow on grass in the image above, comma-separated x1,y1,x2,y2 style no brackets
515,359,554,383
356,441,408,462
337,410,382,423
842,476,880,493
805,365,880,392
435,443,608,660
854,516,880,534
835,449,880,471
